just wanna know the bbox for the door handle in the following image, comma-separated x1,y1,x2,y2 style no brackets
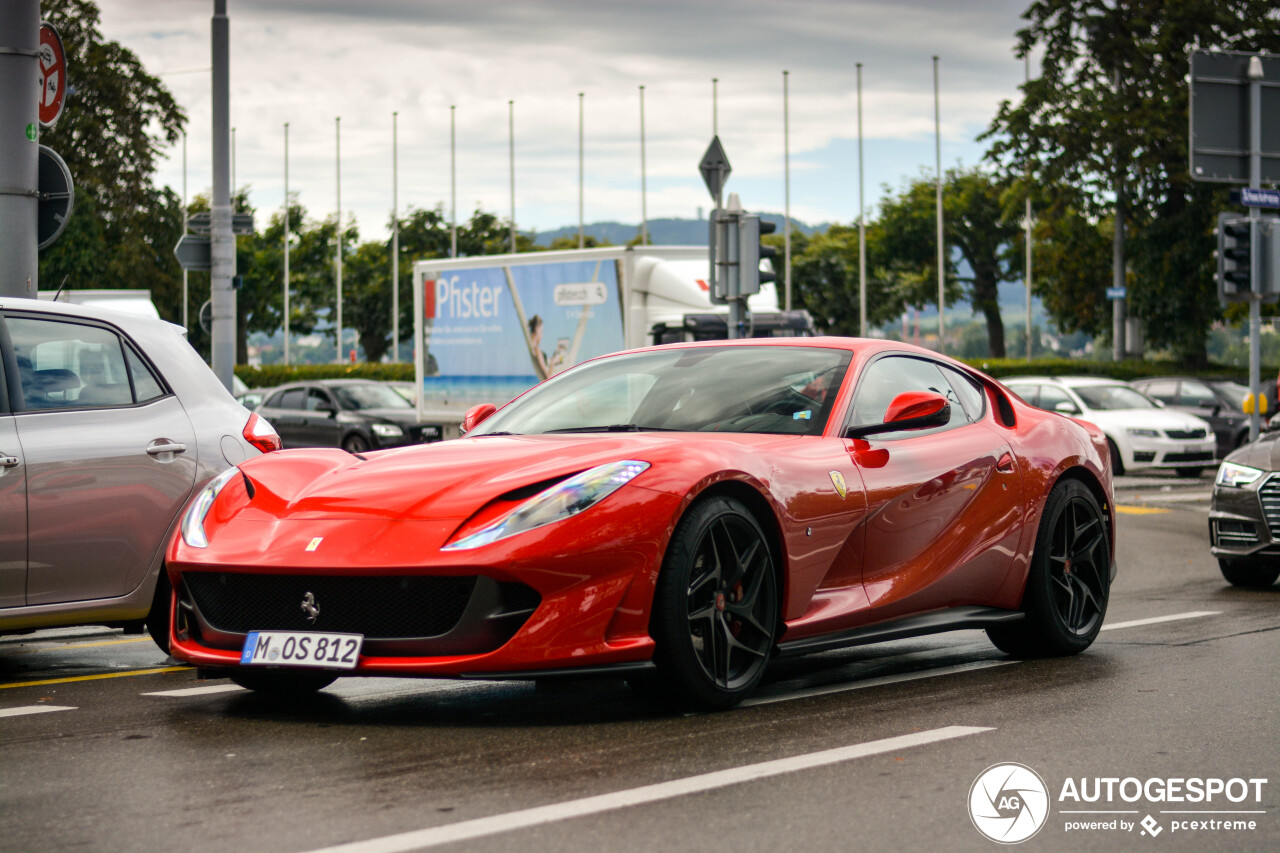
996,452,1015,473
0,455,19,469
146,440,188,457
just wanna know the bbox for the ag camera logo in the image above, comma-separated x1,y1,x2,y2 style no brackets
969,763,1051,844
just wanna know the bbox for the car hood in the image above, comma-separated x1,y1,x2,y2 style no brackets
1224,431,1280,471
235,432,789,521
1077,408,1211,432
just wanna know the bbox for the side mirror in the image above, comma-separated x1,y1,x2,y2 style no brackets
461,403,498,434
315,400,336,416
1053,400,1081,415
846,391,950,439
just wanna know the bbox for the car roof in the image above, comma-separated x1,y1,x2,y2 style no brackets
0,295,182,336
1003,375,1129,388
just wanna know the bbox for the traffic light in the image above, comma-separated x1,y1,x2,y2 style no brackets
1218,213,1252,300
739,215,778,296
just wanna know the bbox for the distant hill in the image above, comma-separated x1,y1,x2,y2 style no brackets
531,215,832,248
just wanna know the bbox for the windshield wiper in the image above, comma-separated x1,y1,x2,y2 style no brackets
544,424,684,434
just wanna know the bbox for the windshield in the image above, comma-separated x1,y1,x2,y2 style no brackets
1073,384,1158,411
332,383,412,411
472,345,852,437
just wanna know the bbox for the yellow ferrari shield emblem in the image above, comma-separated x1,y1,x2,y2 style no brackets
829,470,848,499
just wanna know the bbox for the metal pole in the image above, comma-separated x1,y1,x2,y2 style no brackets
450,105,457,258
1025,55,1033,362
1248,56,1264,440
783,70,791,311
392,110,400,362
857,62,866,337
231,126,236,194
640,85,648,245
1111,69,1125,362
0,0,38,297
712,77,718,136
933,56,944,353
578,92,584,249
283,121,290,365
182,131,189,331
509,100,516,253
335,115,343,363
210,0,236,388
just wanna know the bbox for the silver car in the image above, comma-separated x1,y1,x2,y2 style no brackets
0,298,281,649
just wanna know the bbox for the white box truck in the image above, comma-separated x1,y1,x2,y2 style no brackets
412,246,813,436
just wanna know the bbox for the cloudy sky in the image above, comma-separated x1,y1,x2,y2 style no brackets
95,0,1034,241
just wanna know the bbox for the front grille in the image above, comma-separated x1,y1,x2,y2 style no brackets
1213,519,1259,545
183,573,476,637
407,424,442,442
1259,476,1280,539
1163,451,1213,463
1165,428,1208,440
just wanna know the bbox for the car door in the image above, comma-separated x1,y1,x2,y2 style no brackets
300,386,342,447
845,355,1025,621
5,312,198,605
1178,379,1230,452
261,387,307,448
0,350,25,608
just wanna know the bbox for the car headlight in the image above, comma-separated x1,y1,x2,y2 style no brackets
372,423,404,438
443,460,650,551
1127,428,1160,438
1215,462,1265,488
180,467,240,548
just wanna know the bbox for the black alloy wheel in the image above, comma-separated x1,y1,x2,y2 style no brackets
988,479,1111,657
647,496,778,709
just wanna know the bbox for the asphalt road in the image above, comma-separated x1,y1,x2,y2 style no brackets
1,472,1276,853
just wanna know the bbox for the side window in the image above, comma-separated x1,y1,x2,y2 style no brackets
276,389,306,410
305,388,332,412
848,356,967,438
1037,384,1079,414
1179,380,1218,409
8,316,135,412
1141,379,1179,405
124,345,165,403
940,365,986,423
1005,384,1038,407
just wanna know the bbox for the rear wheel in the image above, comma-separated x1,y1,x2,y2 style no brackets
229,669,338,695
1107,438,1125,476
988,479,1110,657
145,571,172,653
647,496,777,710
1218,558,1280,588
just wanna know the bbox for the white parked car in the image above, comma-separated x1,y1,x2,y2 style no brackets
1002,376,1216,477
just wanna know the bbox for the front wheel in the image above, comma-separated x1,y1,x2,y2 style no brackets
1107,438,1125,476
229,669,338,696
648,496,778,710
1218,558,1280,588
988,479,1111,657
145,571,172,653
342,433,370,454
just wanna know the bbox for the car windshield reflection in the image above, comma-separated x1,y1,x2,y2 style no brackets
333,383,412,411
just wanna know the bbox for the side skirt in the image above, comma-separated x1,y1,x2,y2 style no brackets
775,606,1025,658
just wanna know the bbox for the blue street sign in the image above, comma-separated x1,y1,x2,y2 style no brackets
1240,187,1280,209
1106,286,1126,300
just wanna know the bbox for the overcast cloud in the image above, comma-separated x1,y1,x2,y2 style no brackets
95,0,1032,240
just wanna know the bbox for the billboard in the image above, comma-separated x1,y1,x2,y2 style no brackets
417,257,623,405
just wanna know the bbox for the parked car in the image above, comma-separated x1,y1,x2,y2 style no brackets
1002,376,1215,477
1130,377,1252,457
1208,442,1280,588
255,379,441,453
165,339,1115,709
235,386,272,411
0,297,281,650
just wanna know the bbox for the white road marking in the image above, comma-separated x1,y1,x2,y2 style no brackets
742,660,1015,707
0,705,76,718
1101,611,1220,631
142,684,246,698
302,726,995,853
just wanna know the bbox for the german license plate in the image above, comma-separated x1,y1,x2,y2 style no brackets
241,631,363,670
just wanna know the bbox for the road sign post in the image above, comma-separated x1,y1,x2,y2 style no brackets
0,0,40,297
700,136,732,309
37,21,66,128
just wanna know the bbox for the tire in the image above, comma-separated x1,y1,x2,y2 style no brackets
1175,467,1204,479
145,571,172,653
1218,558,1280,589
1106,438,1125,476
342,433,370,454
648,495,778,710
987,479,1111,657
229,669,338,696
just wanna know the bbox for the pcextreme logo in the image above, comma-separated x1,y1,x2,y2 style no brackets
969,763,1051,844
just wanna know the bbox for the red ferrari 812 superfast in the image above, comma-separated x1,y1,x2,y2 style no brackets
165,339,1115,709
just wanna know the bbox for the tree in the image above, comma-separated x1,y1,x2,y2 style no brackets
984,0,1280,365
38,0,185,308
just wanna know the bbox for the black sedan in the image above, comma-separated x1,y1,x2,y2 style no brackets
1131,377,1254,458
256,379,440,453
1209,436,1280,588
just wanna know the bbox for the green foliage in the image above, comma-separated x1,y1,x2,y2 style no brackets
235,362,415,388
983,0,1280,365
962,357,1267,383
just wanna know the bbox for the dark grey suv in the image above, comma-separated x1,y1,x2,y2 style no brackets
0,298,281,649
256,379,441,453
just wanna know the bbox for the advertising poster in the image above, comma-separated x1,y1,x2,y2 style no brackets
419,258,623,405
